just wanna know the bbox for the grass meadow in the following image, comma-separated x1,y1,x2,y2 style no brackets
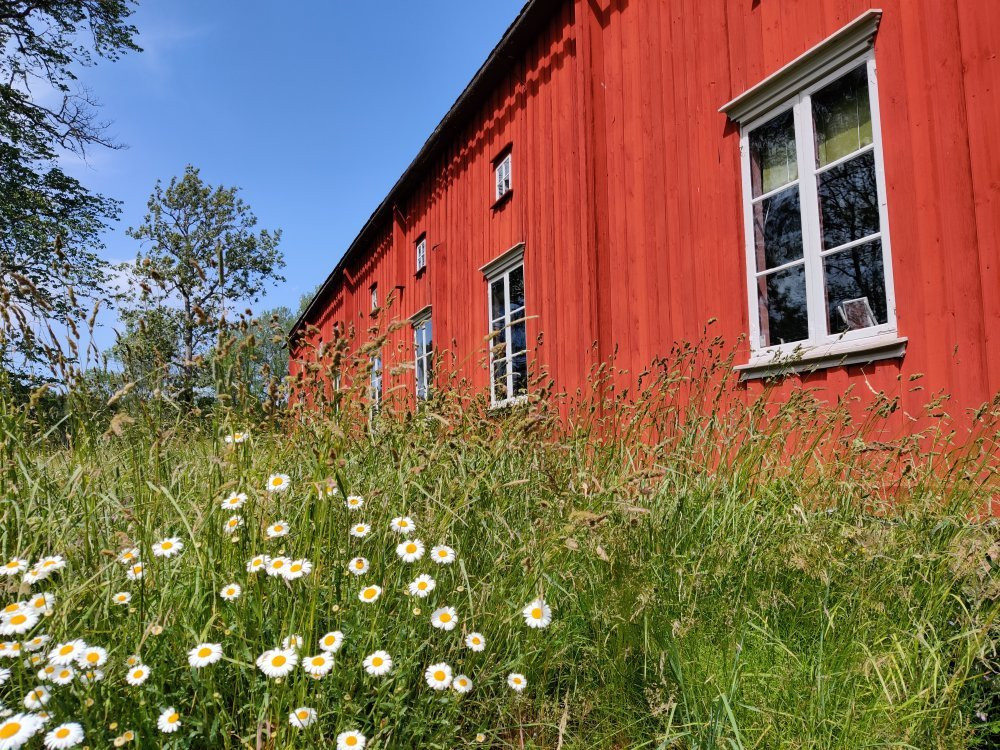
0,337,998,749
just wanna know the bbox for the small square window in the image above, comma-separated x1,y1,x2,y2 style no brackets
495,153,512,201
415,235,427,273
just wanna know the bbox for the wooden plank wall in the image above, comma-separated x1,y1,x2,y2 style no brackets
291,0,1000,433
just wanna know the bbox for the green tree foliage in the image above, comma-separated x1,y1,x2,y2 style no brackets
123,165,284,402
110,304,184,395
0,0,140,380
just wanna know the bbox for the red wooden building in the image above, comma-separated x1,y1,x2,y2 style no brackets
289,0,1000,430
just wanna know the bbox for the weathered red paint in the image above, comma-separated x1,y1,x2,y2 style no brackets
290,0,1000,432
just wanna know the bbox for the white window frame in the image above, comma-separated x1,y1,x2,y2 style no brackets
722,10,906,377
411,306,432,401
415,235,427,273
370,283,378,312
495,152,512,201
481,243,527,408
369,353,382,409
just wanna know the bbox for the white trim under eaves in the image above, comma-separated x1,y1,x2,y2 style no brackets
720,9,882,124
480,242,525,279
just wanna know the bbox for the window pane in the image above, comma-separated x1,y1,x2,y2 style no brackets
817,150,879,249
424,318,432,353
757,265,809,347
508,266,524,310
425,352,433,389
823,240,888,334
415,357,426,398
750,109,798,196
813,65,872,167
490,279,506,320
492,359,508,402
753,185,804,270
510,320,526,354
490,321,507,358
511,353,527,396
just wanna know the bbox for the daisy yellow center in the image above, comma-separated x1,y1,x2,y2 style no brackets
87,652,100,663
346,738,358,747
400,521,408,527
290,564,301,572
29,690,41,699
5,562,17,569
42,560,55,567
133,669,144,678
312,657,325,666
10,614,26,625
3,604,18,613
0,722,21,739
271,478,283,487
234,434,243,440
324,637,334,645
364,589,376,599
356,526,364,532
531,607,542,619
59,670,70,678
433,670,446,681
197,647,212,658
55,727,70,739
297,710,309,719
459,679,468,686
123,552,134,560
168,714,178,724
440,613,452,623
439,550,447,557
372,657,383,667
161,541,172,550
273,560,284,568
406,544,417,554
59,645,74,656
272,655,287,667
133,565,142,573
514,677,522,684
226,588,235,595
228,520,237,526
418,582,427,590
274,525,283,532
355,561,364,569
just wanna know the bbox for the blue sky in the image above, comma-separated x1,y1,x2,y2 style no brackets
61,1,526,351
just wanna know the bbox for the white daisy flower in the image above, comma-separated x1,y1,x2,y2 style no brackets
430,606,458,631
321,480,339,497
281,635,304,650
112,592,131,606
23,685,50,709
363,650,392,676
0,559,28,577
358,585,382,604
336,729,366,750
256,648,298,678
349,523,370,538
288,707,316,728
265,556,291,577
431,545,456,565
282,559,312,581
126,654,141,667
50,667,74,686
424,662,452,690
395,538,424,563
79,669,103,684
47,641,85,666
125,563,145,581
266,474,290,493
0,667,9,684
187,643,222,668
0,713,43,749
26,593,54,616
407,574,436,598
246,555,268,574
0,610,38,636
522,598,552,629
348,557,369,576
76,647,107,670
223,515,244,534
23,635,49,653
265,521,290,539
465,632,486,651
156,708,180,733
319,631,344,653
36,664,56,682
345,495,364,511
224,431,247,444
0,641,23,659
390,516,414,534
116,548,139,565
124,664,150,686
34,556,66,577
219,583,242,601
301,653,333,678
151,538,183,558
452,674,473,694
220,492,247,510
43,722,83,750
507,672,527,691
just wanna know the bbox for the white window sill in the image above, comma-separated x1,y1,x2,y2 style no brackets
736,334,907,381
489,394,528,411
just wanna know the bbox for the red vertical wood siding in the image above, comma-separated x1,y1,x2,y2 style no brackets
291,0,1000,431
